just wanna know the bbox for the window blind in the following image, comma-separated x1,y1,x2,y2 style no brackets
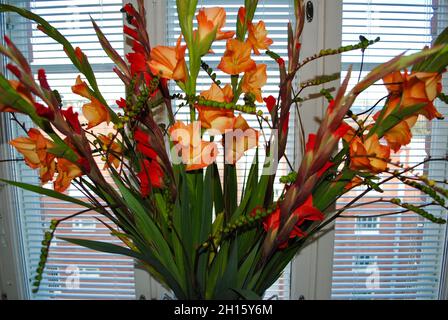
4,0,136,299
166,0,295,300
331,0,448,299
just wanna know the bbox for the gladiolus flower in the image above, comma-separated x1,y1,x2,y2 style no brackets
54,158,83,193
383,71,404,95
169,121,218,171
238,7,246,26
263,196,324,248
9,128,56,184
137,159,164,196
401,72,443,120
263,95,276,113
217,39,256,75
135,128,159,160
196,84,234,134
349,134,391,173
62,107,82,134
148,36,187,82
247,21,273,55
223,115,259,165
196,7,234,42
72,76,110,129
344,176,364,191
98,134,122,169
241,64,267,103
374,97,417,152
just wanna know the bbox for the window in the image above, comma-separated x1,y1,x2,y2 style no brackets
2,0,136,299
331,0,448,299
165,0,295,300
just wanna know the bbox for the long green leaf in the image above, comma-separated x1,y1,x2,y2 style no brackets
0,178,94,209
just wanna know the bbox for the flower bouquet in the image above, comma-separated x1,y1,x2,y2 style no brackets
0,0,448,300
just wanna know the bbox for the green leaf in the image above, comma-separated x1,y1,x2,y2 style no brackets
0,178,95,209
59,237,144,259
231,288,262,300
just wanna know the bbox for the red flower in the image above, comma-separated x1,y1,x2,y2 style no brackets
62,107,82,134
263,196,324,248
134,128,158,160
116,98,127,109
282,112,290,135
333,121,351,139
6,64,21,78
263,95,276,113
305,133,316,153
137,159,164,196
124,25,139,40
37,69,51,91
34,102,54,121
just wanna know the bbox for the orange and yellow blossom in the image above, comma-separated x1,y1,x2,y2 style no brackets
241,64,267,103
54,158,83,193
72,76,111,129
217,39,256,75
97,134,122,169
374,97,417,152
401,71,443,120
169,121,218,171
196,7,234,42
148,36,187,82
223,115,259,165
349,134,391,173
9,128,56,184
196,83,234,134
247,21,273,55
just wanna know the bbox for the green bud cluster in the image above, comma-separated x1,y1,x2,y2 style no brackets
320,88,334,103
318,36,380,57
32,219,59,293
400,203,446,224
280,172,298,184
196,97,257,114
201,61,222,86
300,73,340,89
399,177,446,207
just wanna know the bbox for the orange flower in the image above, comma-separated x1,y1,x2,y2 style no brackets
54,158,83,193
72,76,111,129
196,83,234,134
247,21,273,55
349,134,390,173
196,7,234,42
223,115,259,164
344,176,363,191
0,80,33,113
217,39,256,75
169,121,218,171
383,70,404,95
148,36,187,82
241,64,267,103
9,128,56,184
402,71,443,120
97,134,122,169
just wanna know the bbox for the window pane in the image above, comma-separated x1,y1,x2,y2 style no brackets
5,0,136,299
331,0,448,300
